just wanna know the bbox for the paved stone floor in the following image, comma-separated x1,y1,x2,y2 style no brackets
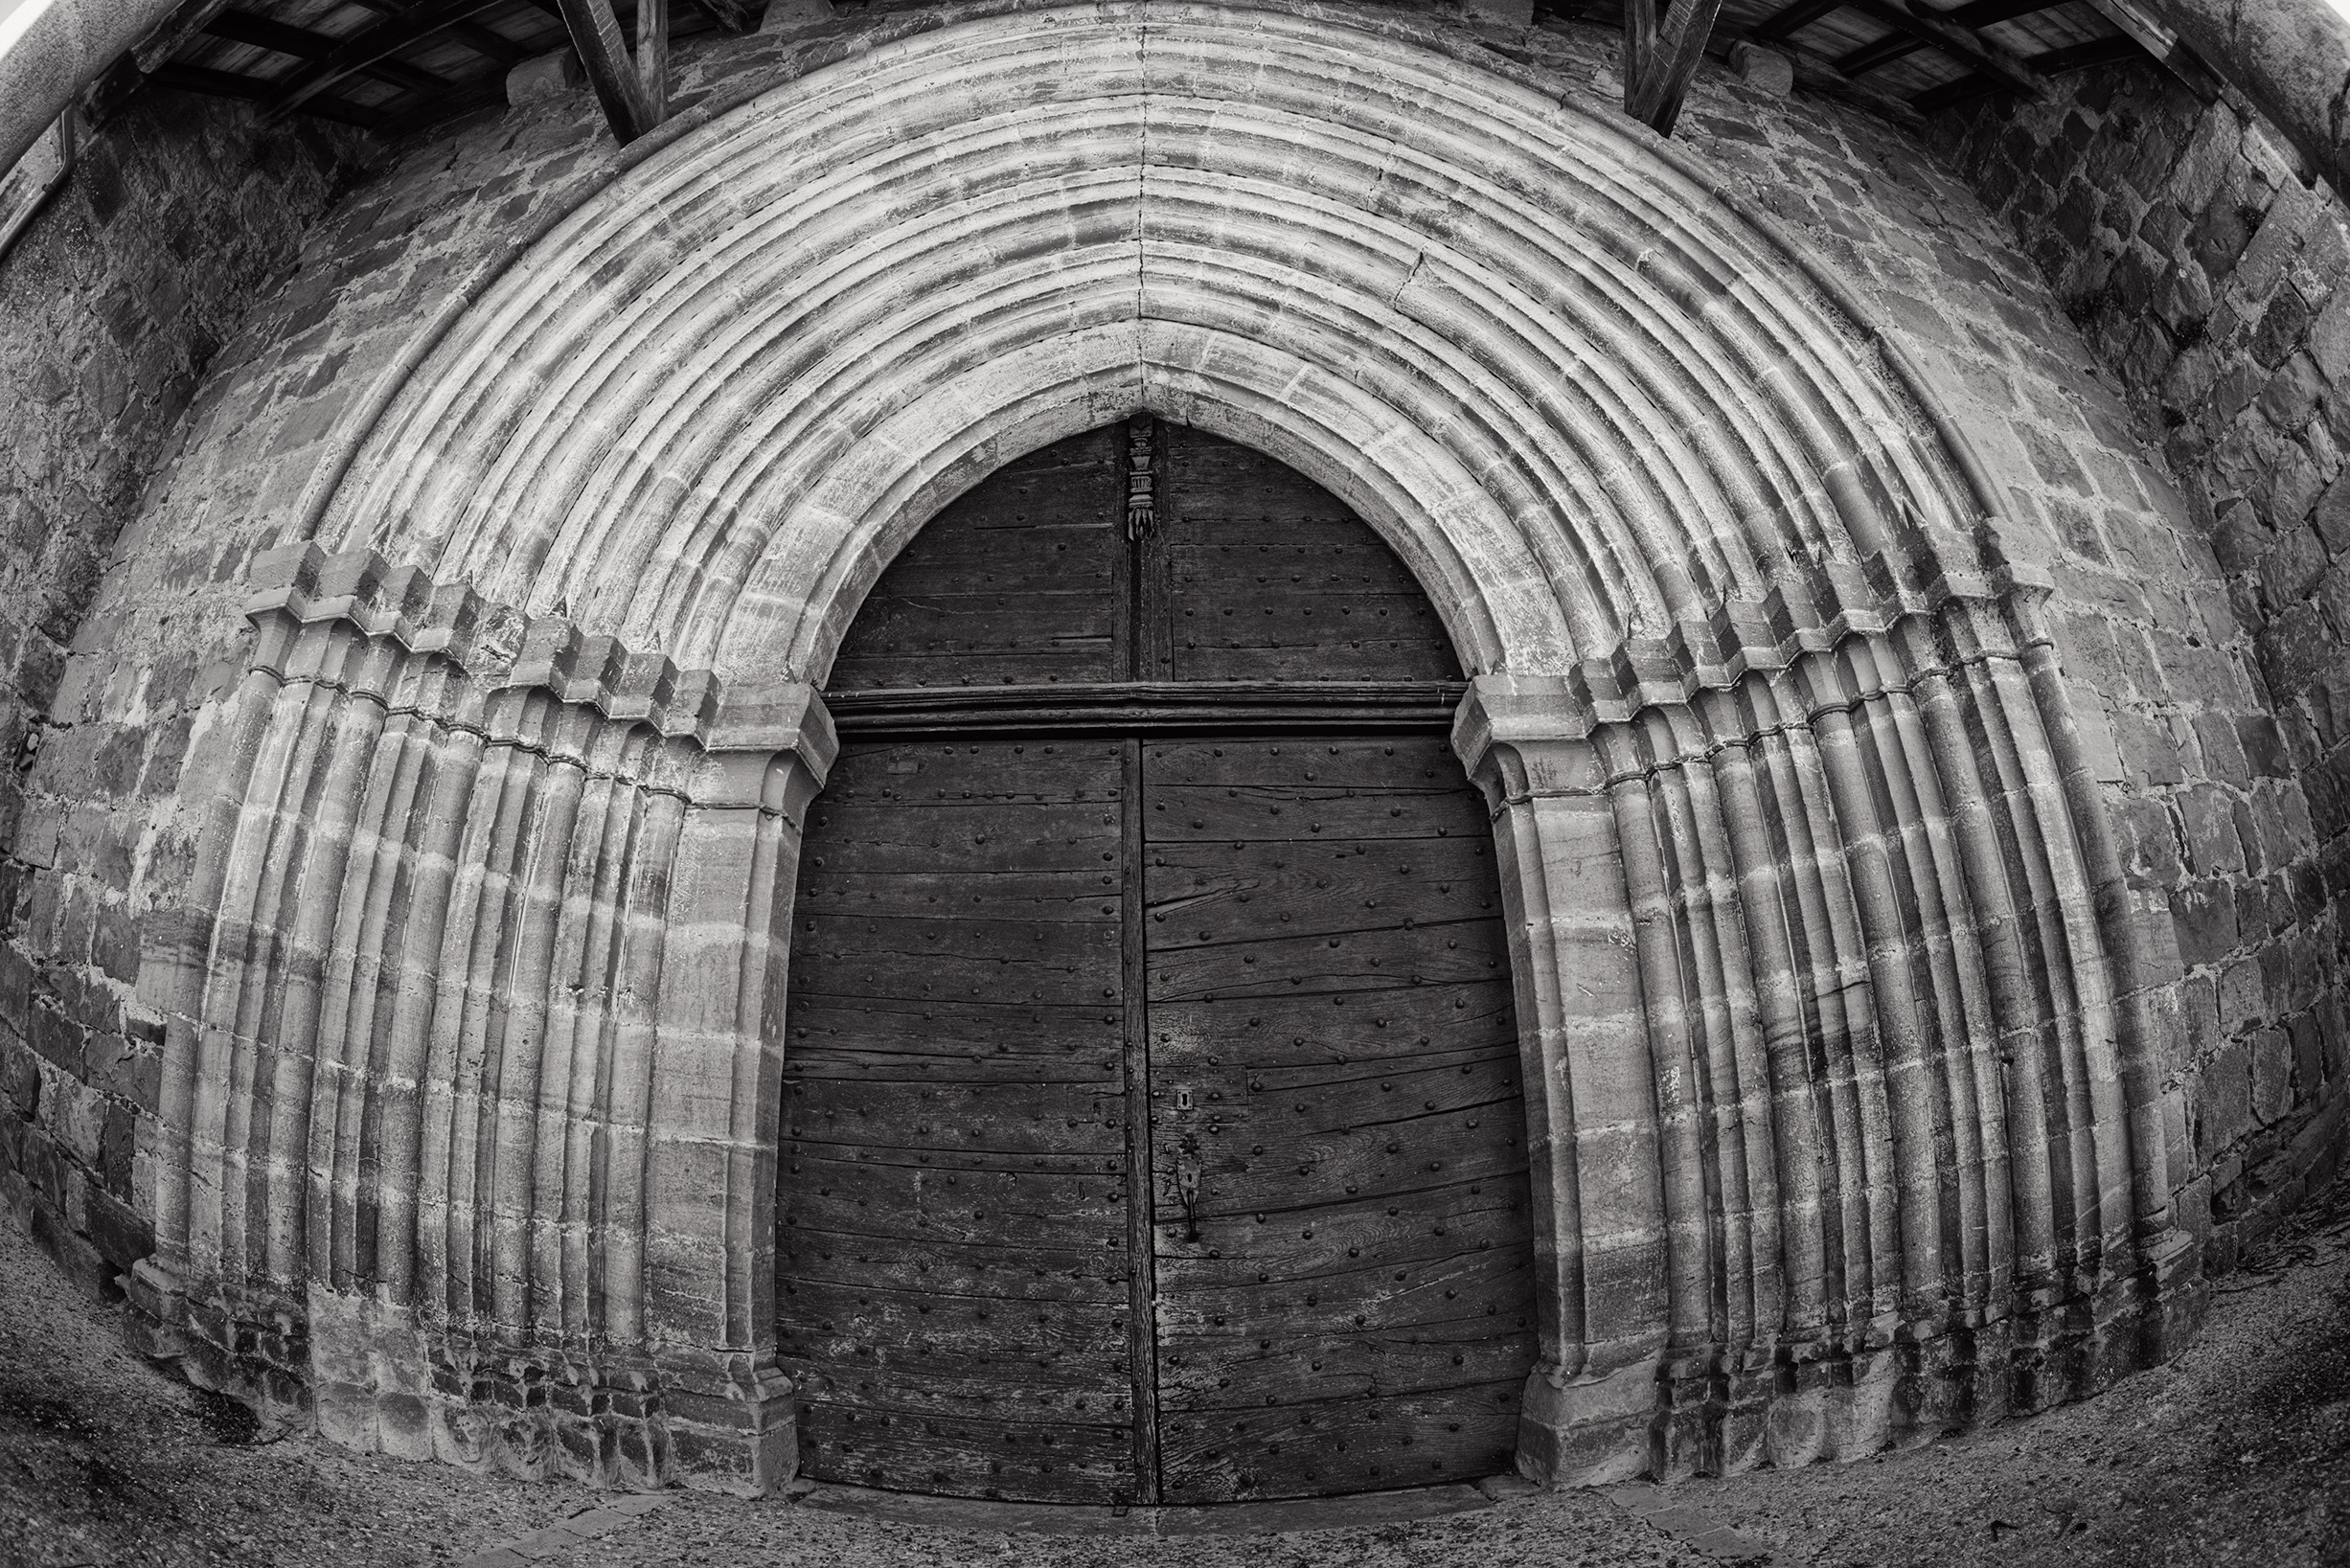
2,1180,2345,1568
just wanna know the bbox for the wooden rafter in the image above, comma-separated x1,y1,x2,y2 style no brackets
206,10,453,97
1835,30,1927,76
2028,34,2148,71
1624,0,1729,134
445,20,531,64
1752,0,1842,43
259,0,511,125
559,0,671,143
1841,0,2043,97
1945,0,2065,27
149,60,389,128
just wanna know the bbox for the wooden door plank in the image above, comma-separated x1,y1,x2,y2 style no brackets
830,426,1124,693
797,1405,1138,1503
787,1011,1120,1069
1155,1383,1524,1502
1144,997,1516,1071
782,1281,1133,1367
791,1362,1134,1422
785,1123,1127,1170
1142,732,1532,1503
802,810,1120,875
1147,942,1511,1003
1145,843,1503,936
822,738,1129,795
1156,1328,1538,1409
788,920,1120,1005
1154,1245,1536,1337
1117,737,1162,1504
783,733,1138,1501
781,1233,1130,1297
1156,425,1464,686
1186,1107,1527,1200
1153,1179,1536,1289
782,1170,1129,1247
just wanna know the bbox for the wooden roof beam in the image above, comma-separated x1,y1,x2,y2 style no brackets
339,0,537,64
1751,0,1841,41
259,0,510,125
205,10,452,97
1844,0,2044,96
149,59,389,128
1624,0,1729,133
1946,0,2065,26
445,20,531,64
559,0,670,142
2028,33,2149,71
1836,30,1928,74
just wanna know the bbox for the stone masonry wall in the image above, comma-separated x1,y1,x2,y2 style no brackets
0,0,2315,1451
0,89,361,1301
1617,31,2313,1271
1934,64,2350,1270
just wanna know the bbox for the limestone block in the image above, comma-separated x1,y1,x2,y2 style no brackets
506,51,581,107
2253,1026,2297,1123
1517,1360,1660,1488
1728,41,1794,96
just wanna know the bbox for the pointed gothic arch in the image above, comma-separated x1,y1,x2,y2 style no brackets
129,0,2201,1496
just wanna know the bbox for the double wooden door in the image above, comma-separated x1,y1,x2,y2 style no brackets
778,423,1535,1505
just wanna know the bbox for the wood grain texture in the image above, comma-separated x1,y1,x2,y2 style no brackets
1143,735,1535,1504
1161,426,1462,685
829,427,1124,692
781,737,1136,1500
782,424,1525,1504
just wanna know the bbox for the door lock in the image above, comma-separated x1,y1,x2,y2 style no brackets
1175,1084,1194,1112
1176,1138,1202,1242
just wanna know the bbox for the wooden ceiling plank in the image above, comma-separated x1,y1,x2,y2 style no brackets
1834,29,1928,73
2027,33,2146,70
133,0,235,73
259,0,512,125
445,19,531,64
149,59,392,127
1945,0,2064,27
1842,0,2044,95
206,11,454,95
1752,0,1844,43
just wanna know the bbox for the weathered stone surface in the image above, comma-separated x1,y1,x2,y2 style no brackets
1937,57,2350,1269
0,0,2335,1504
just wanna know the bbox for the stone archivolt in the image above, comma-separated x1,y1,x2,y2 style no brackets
131,0,2201,1492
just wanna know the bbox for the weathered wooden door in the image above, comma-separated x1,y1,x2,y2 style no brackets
779,421,1535,1505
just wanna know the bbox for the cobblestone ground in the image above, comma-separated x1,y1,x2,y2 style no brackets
2,1180,2345,1568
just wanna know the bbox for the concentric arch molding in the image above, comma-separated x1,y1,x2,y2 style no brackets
308,0,2010,707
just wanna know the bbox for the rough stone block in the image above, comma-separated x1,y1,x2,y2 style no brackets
761,0,833,30
2199,1040,2256,1152
2252,1026,2296,1123
505,51,581,108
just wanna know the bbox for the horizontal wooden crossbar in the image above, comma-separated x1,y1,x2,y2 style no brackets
826,682,1470,736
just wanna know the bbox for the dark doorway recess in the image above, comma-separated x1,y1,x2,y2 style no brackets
778,420,1536,1506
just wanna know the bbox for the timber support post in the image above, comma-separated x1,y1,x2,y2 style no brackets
1623,0,1729,133
559,0,669,142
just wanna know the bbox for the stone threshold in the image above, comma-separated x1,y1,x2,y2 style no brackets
787,1472,1535,1536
